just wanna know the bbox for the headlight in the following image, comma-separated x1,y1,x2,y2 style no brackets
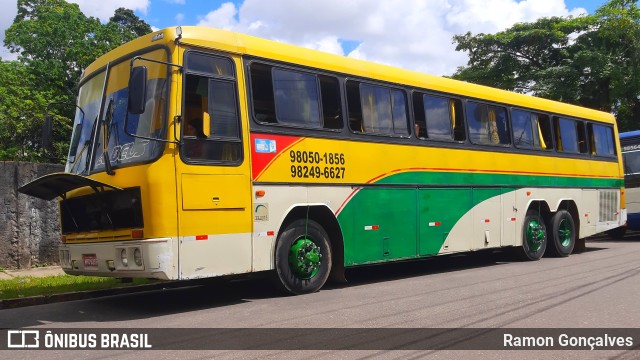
133,248,143,267
120,248,128,267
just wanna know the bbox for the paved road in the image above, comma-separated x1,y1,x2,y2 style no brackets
2,234,640,359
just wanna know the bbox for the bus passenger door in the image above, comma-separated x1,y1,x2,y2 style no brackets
176,52,253,280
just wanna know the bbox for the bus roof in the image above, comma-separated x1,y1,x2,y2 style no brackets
620,130,640,139
85,26,615,124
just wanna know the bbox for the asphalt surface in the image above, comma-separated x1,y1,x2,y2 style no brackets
1,234,639,359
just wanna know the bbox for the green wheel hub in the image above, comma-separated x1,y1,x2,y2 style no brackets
526,218,545,252
288,237,322,279
557,216,572,247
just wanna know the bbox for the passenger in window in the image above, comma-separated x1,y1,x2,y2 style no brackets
185,118,206,138
415,122,426,138
184,118,206,158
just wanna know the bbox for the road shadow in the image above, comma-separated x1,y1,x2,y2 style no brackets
0,240,620,328
327,249,510,290
586,230,640,243
0,276,283,328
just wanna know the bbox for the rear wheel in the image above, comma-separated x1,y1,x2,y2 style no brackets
274,219,332,295
520,210,547,260
547,210,575,257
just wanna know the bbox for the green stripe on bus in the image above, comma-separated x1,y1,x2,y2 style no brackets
338,171,622,266
376,171,623,188
338,187,511,266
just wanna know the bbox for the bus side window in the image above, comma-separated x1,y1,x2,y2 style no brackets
589,123,616,156
466,101,509,146
250,63,343,130
512,110,553,151
182,52,242,163
553,116,586,154
319,75,343,130
423,94,453,140
537,114,553,150
451,99,465,142
577,121,588,154
412,92,427,138
347,81,408,136
250,63,277,123
346,80,364,132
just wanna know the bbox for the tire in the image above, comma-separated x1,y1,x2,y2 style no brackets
546,210,575,257
606,226,627,240
274,219,332,295
520,209,547,260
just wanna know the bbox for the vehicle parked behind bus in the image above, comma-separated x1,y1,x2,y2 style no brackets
609,131,640,237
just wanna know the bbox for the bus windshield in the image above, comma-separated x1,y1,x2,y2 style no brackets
623,148,640,175
65,48,169,174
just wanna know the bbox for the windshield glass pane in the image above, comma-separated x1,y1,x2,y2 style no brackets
92,48,169,172
65,72,106,174
623,150,640,175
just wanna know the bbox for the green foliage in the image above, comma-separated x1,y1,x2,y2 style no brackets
0,60,50,161
109,7,154,42
452,0,640,132
0,275,156,300
0,0,152,162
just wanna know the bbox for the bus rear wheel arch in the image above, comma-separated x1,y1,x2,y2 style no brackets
274,219,332,295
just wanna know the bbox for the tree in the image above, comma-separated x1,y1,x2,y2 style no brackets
1,0,152,161
0,60,47,160
109,7,153,42
5,0,102,98
452,0,640,131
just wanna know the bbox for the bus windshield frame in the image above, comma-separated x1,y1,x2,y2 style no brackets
65,47,171,175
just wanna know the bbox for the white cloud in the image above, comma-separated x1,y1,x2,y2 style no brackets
175,13,185,23
69,0,150,22
197,2,239,31
165,0,186,4
196,0,587,76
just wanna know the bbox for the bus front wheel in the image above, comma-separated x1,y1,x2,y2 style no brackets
520,210,547,260
547,210,576,257
274,219,332,295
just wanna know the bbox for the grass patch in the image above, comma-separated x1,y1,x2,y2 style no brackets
0,275,156,300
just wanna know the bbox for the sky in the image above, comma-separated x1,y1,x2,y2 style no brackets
0,0,611,76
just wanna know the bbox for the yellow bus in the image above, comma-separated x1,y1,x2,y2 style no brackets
19,26,626,294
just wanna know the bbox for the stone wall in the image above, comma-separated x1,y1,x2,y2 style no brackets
0,161,64,269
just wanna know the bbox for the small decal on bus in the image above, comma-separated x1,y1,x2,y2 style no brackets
255,203,269,221
255,139,277,153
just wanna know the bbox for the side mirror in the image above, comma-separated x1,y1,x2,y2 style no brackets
42,114,53,154
128,66,148,114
